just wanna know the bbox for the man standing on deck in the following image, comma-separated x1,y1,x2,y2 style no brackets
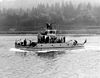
24,39,27,46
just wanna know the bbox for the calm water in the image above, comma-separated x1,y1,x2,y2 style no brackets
0,35,100,78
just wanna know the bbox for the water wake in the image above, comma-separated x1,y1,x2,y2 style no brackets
10,45,100,54
71,45,100,53
10,48,30,52
9,48,60,53
85,45,100,51
9,48,37,56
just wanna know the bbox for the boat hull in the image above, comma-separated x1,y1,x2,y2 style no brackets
15,43,84,50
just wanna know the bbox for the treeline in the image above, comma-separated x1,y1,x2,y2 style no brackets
0,2,100,31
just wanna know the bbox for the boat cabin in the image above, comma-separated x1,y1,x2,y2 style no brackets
38,24,65,43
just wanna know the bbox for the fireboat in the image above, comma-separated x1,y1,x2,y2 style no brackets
15,23,87,52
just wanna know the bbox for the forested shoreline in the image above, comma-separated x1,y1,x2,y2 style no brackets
0,2,100,31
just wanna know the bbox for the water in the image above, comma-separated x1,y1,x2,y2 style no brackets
0,35,100,78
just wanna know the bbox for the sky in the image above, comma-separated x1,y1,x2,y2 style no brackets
0,0,100,9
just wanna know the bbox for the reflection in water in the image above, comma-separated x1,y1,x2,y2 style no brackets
12,47,66,59
15,51,28,57
14,49,66,76
37,50,65,59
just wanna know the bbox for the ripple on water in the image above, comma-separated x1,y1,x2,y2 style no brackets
0,35,100,78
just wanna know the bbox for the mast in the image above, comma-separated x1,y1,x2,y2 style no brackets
46,23,52,30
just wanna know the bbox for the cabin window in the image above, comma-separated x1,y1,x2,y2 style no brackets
49,31,55,34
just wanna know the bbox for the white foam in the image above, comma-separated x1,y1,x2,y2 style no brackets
10,48,59,53
37,49,59,53
9,48,29,52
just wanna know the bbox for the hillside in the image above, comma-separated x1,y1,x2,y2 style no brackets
0,3,100,32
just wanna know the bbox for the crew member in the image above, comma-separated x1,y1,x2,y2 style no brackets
24,39,27,46
73,40,78,46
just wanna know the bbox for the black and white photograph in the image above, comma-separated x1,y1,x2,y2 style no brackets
0,0,100,78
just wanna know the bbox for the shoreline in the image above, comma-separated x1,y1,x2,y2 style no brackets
0,33,97,37
0,29,100,36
